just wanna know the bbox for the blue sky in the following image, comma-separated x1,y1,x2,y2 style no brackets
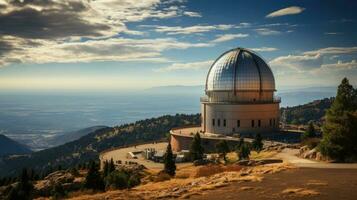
0,0,356,92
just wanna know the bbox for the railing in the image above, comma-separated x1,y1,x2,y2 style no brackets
200,95,281,104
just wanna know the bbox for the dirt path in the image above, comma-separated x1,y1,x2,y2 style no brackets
190,168,357,200
275,148,357,169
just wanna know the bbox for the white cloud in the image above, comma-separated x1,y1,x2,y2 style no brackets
266,6,305,18
142,24,237,35
183,11,202,17
140,23,250,36
1,37,212,66
269,54,322,72
155,60,214,72
321,60,357,70
324,32,342,35
255,28,281,35
0,0,207,66
212,33,249,43
250,47,278,52
270,46,357,73
303,47,357,56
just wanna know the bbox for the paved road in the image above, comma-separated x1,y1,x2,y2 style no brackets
276,148,357,169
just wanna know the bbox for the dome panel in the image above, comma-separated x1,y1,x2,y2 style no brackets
235,51,260,90
205,47,275,93
206,50,239,91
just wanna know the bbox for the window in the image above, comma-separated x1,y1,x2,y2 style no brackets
212,118,215,126
218,119,221,127
269,119,272,127
223,119,226,127
237,120,240,127
251,120,254,127
273,119,276,126
258,120,261,127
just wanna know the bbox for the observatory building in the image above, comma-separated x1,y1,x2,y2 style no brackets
171,47,280,152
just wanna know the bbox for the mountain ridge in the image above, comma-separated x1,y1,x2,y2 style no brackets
0,134,32,157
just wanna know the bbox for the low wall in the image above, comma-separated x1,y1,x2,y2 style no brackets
170,133,241,153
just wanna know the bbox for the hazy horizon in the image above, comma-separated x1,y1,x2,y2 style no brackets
0,0,356,92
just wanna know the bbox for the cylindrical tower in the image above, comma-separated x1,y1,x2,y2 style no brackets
201,47,280,135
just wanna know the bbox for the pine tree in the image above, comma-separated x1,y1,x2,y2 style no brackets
252,133,263,152
319,78,357,162
163,143,176,176
237,137,244,149
301,121,316,140
237,143,251,160
51,183,66,199
216,140,230,163
103,160,109,177
8,168,34,200
109,158,115,174
189,133,204,161
84,161,105,191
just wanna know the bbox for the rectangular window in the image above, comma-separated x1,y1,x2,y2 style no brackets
269,119,272,127
218,119,221,127
223,119,226,127
258,120,261,127
212,118,215,126
251,120,254,127
237,120,240,127
273,119,276,126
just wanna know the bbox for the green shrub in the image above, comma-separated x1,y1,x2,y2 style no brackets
105,171,129,189
302,137,320,149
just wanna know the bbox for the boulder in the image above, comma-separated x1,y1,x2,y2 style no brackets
237,159,283,166
35,170,77,197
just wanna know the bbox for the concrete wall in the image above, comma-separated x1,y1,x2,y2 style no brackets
171,133,240,153
201,102,279,135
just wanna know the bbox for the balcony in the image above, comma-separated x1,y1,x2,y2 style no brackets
200,95,281,104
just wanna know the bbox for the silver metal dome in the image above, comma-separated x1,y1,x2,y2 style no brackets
205,48,275,92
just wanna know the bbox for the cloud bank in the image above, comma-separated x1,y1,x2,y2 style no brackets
266,6,305,18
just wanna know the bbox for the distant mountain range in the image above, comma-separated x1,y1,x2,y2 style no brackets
0,134,32,157
145,85,204,95
47,126,108,147
0,114,200,177
281,98,333,124
147,85,336,107
0,96,335,176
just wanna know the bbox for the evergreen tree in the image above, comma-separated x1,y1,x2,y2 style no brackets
189,133,204,161
236,137,244,149
319,78,357,162
252,133,263,152
301,121,316,140
84,161,105,191
51,183,66,199
216,140,230,163
163,143,176,176
237,143,251,160
8,168,34,200
103,160,109,177
109,158,116,174
70,167,79,176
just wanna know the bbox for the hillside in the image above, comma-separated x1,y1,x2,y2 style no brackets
48,126,108,147
281,98,334,125
0,134,32,157
0,114,200,177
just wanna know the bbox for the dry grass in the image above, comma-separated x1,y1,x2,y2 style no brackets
240,186,254,191
194,164,242,178
306,180,328,186
67,163,294,200
282,188,320,196
225,150,278,163
250,151,278,160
